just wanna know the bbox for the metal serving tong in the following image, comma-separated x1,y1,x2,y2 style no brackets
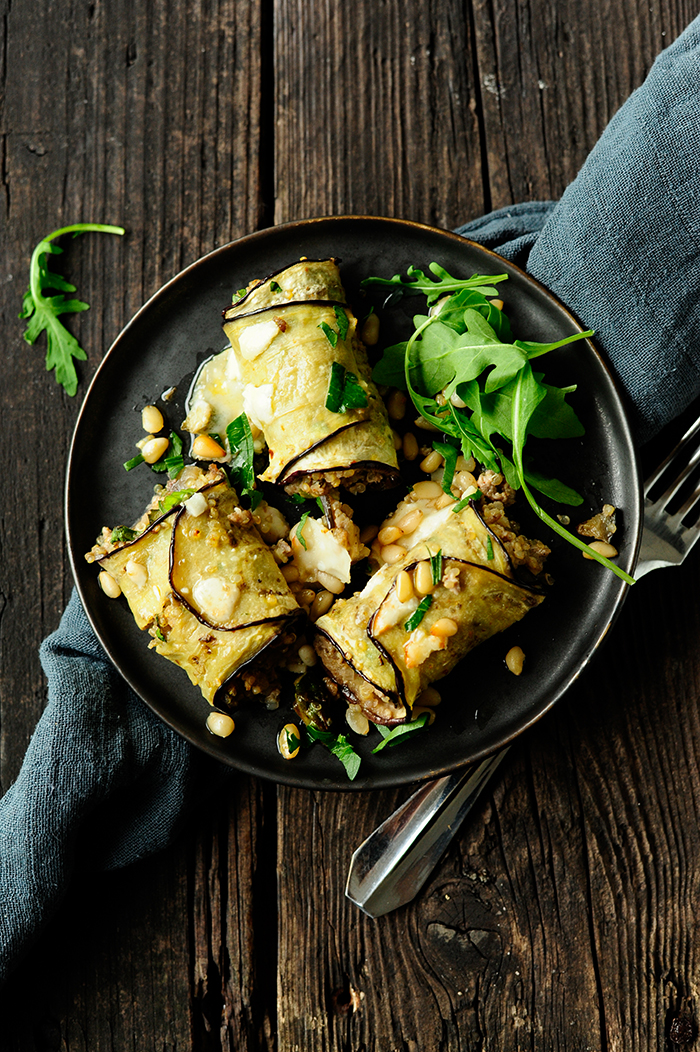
346,413,700,918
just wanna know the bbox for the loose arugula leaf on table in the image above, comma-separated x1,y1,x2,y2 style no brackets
304,725,362,780
372,713,430,753
19,223,125,396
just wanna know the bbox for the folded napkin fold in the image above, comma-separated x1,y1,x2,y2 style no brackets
3,12,700,985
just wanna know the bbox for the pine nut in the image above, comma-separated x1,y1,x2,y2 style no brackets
490,298,504,311
420,450,443,474
411,705,436,725
395,569,414,603
192,433,226,460
414,416,441,431
378,525,404,546
456,455,475,472
505,645,525,675
359,524,379,544
298,588,317,606
450,391,467,409
416,687,441,707
207,711,235,737
316,571,345,594
403,432,419,461
310,590,334,620
281,563,300,582
392,429,402,450
346,705,370,735
582,540,619,560
412,480,442,499
278,723,301,759
141,404,164,434
98,570,121,598
141,436,170,464
430,617,459,638
414,561,435,596
360,312,380,345
298,644,317,666
387,390,407,420
395,508,423,534
454,470,478,493
381,543,407,565
435,492,455,509
124,559,148,588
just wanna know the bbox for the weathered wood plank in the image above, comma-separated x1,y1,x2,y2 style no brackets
273,0,485,229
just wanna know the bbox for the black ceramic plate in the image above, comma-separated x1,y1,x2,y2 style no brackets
66,215,641,790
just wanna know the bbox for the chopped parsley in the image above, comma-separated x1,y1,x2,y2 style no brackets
318,321,338,348
226,413,262,509
333,304,350,340
270,280,283,293
372,713,430,753
304,725,361,780
296,511,310,550
433,440,459,494
325,361,368,413
110,525,137,545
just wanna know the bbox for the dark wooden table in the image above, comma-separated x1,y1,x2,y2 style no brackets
2,1,699,1048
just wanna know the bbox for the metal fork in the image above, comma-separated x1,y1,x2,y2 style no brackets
346,413,700,917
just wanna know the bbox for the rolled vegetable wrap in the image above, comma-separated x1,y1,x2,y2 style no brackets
88,467,300,708
221,259,399,493
314,498,545,726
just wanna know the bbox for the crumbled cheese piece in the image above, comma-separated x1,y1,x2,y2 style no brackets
237,319,280,361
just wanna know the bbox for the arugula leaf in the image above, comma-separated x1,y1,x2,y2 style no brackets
372,713,430,752
361,263,508,306
304,725,361,780
510,364,635,584
325,362,368,413
19,223,125,395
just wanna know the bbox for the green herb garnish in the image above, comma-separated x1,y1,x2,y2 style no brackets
318,321,338,348
333,304,350,340
452,489,481,514
19,223,125,396
433,440,459,493
370,265,633,583
296,511,310,550
154,627,166,642
158,488,195,514
226,413,262,508
124,453,144,471
285,728,301,752
372,713,430,752
486,535,494,560
405,595,432,631
304,725,361,780
325,361,368,413
430,549,443,586
110,525,137,544
150,432,184,477
270,280,282,293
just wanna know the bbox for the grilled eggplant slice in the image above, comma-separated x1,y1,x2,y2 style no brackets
221,258,399,494
314,500,544,726
91,469,300,708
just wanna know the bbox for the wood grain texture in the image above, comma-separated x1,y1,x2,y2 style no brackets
2,1,700,1049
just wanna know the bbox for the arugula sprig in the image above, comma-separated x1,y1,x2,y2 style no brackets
370,263,634,585
20,223,125,396
362,263,507,307
303,725,361,780
372,713,430,752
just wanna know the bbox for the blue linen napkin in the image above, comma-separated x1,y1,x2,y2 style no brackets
3,12,700,985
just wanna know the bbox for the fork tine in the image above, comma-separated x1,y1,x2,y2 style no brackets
670,479,700,524
652,443,700,509
645,414,700,494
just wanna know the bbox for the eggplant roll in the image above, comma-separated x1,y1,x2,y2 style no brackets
314,500,544,726
221,258,399,493
90,468,300,708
